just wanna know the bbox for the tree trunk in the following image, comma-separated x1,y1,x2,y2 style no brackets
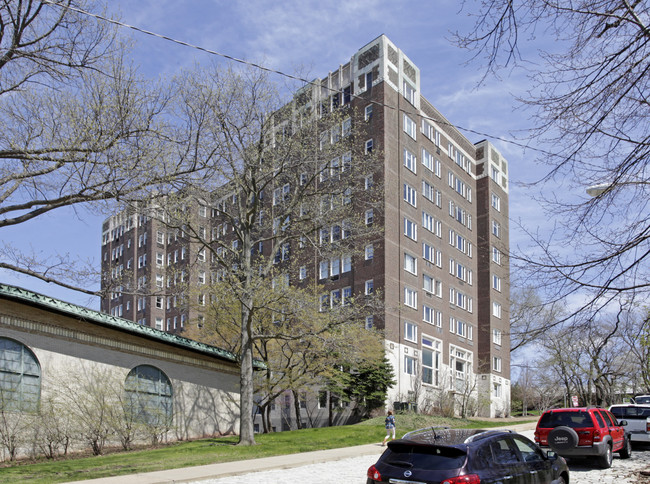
238,300,256,445
292,389,303,429
328,391,333,427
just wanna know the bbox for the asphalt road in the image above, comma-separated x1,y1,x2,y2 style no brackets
192,432,650,484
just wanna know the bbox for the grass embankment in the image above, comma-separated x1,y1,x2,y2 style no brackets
0,415,535,483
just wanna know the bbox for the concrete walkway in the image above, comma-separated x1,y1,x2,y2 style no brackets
65,422,537,484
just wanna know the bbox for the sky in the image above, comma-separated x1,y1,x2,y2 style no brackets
2,1,555,326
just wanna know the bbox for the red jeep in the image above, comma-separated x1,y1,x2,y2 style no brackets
535,406,631,468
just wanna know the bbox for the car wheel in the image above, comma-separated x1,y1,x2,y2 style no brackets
598,444,613,469
548,426,579,452
553,477,566,484
619,437,632,459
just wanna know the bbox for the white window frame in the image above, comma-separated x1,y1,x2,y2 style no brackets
404,217,417,241
404,286,417,309
404,114,416,139
404,149,417,173
404,252,417,275
493,302,502,319
404,321,417,342
493,329,502,346
404,183,417,206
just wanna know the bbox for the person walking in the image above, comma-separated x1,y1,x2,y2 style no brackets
382,411,396,446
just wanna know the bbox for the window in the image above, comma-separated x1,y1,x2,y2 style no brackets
404,286,417,309
404,321,417,342
422,211,442,237
492,247,502,265
299,266,307,280
155,296,164,309
420,147,432,171
365,244,374,260
342,255,352,273
404,253,417,274
423,243,435,264
422,337,441,386
493,382,502,398
404,218,417,240
199,205,207,217
156,252,164,267
491,165,500,183
450,345,473,390
365,209,374,226
423,304,435,325
364,104,373,121
342,286,352,305
365,315,374,329
364,175,373,190
493,302,502,319
492,220,501,238
319,261,328,280
342,117,351,137
404,114,416,139
365,139,373,153
365,280,374,295
493,275,502,292
0,338,41,412
492,193,501,211
403,183,417,206
403,80,416,104
422,181,439,207
404,149,417,173
450,317,473,340
156,231,165,245
493,356,502,372
493,329,503,345
198,271,206,284
125,365,173,426
422,120,435,140
404,355,416,375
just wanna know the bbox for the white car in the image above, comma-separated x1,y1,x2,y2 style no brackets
609,404,650,444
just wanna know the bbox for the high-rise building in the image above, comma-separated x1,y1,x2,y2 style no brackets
101,35,510,417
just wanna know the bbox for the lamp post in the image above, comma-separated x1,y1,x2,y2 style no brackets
585,183,612,197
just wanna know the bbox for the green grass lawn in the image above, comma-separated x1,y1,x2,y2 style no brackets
0,415,535,483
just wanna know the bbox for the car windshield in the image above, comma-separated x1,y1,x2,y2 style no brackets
539,411,593,428
636,396,650,404
385,443,467,470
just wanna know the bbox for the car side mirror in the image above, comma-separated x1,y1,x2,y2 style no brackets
619,420,628,426
546,450,557,460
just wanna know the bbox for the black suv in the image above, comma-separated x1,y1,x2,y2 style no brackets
367,428,569,484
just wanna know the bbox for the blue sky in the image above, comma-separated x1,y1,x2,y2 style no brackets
2,0,551,309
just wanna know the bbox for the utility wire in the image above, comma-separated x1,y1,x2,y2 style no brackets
43,0,553,157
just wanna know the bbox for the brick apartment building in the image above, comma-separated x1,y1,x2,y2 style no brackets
101,35,510,418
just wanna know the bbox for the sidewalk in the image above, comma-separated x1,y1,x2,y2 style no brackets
65,421,537,484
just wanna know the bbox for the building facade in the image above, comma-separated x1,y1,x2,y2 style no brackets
0,283,241,460
101,35,510,418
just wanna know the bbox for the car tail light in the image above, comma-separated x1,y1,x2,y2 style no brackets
367,465,382,482
441,475,481,484
646,418,650,433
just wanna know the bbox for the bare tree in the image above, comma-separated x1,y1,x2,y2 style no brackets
456,0,650,319
149,63,383,444
535,310,633,406
0,1,212,294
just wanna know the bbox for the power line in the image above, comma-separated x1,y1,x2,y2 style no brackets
43,0,553,157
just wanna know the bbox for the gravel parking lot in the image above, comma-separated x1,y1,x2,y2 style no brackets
194,443,650,484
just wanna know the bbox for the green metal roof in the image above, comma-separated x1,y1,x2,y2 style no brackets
0,283,263,368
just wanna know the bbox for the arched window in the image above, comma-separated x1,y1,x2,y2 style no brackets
125,365,173,425
0,337,41,412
